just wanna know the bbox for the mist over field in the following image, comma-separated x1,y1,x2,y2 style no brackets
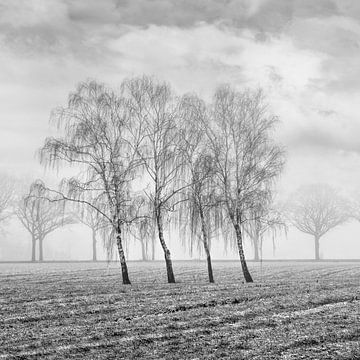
1,220,359,262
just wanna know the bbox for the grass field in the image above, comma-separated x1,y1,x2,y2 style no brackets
1,261,359,359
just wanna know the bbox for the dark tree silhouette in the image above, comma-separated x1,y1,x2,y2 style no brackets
286,184,348,260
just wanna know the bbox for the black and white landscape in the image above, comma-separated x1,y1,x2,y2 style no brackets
0,1,359,359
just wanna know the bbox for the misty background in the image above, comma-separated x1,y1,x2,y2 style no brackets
1,0,360,261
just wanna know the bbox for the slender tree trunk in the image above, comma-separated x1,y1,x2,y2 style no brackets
31,236,36,262
145,240,149,261
38,236,44,262
253,238,260,262
151,236,155,260
234,224,253,283
92,229,97,261
116,226,131,285
140,239,147,261
314,235,320,261
156,209,175,283
125,240,130,260
199,207,214,283
203,240,214,283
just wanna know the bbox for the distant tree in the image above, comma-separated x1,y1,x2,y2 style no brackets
128,218,154,261
205,86,285,282
0,174,15,227
17,182,74,261
286,184,348,260
38,80,145,284
76,205,108,261
244,194,286,261
347,192,360,224
124,76,188,283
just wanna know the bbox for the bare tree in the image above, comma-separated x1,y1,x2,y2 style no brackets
347,192,360,225
124,76,188,283
177,94,222,283
205,86,284,282
17,182,74,261
76,205,108,261
0,174,15,227
244,195,286,261
286,184,348,260
128,218,154,261
38,80,145,284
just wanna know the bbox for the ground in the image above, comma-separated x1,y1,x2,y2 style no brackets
0,261,359,359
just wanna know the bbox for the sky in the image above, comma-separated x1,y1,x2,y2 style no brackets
1,0,360,260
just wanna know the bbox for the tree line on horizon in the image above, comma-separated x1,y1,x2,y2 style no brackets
0,76,356,284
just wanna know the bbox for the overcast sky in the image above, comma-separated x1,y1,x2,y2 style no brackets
1,0,360,260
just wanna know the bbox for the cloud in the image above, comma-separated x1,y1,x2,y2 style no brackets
0,0,345,60
0,0,119,61
105,24,323,96
0,0,358,94
289,127,360,153
0,0,359,195
67,0,268,28
64,0,343,32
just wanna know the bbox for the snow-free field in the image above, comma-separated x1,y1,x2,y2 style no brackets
0,261,359,359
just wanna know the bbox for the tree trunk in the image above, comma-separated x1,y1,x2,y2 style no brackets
204,241,214,283
92,229,97,261
234,224,253,283
199,207,214,283
151,236,155,260
125,239,129,260
156,210,175,283
314,235,320,261
38,236,44,262
31,236,36,262
253,238,260,262
140,239,147,261
116,226,131,285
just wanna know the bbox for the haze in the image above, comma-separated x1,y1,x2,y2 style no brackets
1,0,360,261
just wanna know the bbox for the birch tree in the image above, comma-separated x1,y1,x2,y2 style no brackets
39,80,145,284
177,94,222,283
124,76,187,283
205,86,284,282
286,184,348,260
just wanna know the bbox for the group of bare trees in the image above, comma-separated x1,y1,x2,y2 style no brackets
30,76,284,284
1,75,358,284
0,175,104,262
16,184,75,261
